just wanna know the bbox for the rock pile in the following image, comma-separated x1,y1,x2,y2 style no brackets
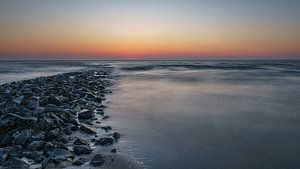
0,69,121,168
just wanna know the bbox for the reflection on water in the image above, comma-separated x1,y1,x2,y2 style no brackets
107,60,300,169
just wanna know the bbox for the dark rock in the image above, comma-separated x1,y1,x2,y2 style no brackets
44,142,55,152
27,100,39,110
110,149,117,153
8,145,23,158
33,107,44,114
13,129,31,146
73,145,92,155
47,96,61,105
72,158,86,166
27,141,45,151
80,125,97,134
90,154,104,167
101,126,112,132
78,109,94,119
102,115,110,120
0,119,16,134
56,134,69,144
45,148,73,162
0,148,9,163
2,157,30,169
112,132,121,140
7,113,37,127
13,96,24,105
95,137,114,146
44,129,60,141
74,138,89,145
0,134,13,147
63,126,73,135
45,104,59,112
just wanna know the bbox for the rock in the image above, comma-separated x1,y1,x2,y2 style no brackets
0,148,9,163
63,126,73,135
112,132,121,140
78,109,94,119
27,100,39,110
0,134,13,147
47,96,61,105
14,129,32,146
72,158,86,166
45,104,59,112
0,119,17,134
8,145,23,158
95,137,114,146
33,107,44,114
74,138,89,145
110,149,117,153
102,115,110,120
2,157,30,169
73,145,92,155
13,96,24,105
7,113,37,127
101,126,112,132
90,154,104,167
80,125,97,134
45,148,73,162
44,129,60,141
44,142,55,152
56,134,69,144
27,141,45,151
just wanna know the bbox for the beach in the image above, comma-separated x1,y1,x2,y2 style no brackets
0,60,300,169
0,66,141,169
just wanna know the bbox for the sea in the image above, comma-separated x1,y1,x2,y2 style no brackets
1,60,300,169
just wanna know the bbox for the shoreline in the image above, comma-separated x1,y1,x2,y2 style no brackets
0,68,140,169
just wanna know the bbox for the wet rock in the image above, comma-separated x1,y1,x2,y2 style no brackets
0,119,16,134
80,125,97,134
44,129,60,141
101,126,112,132
0,134,13,147
102,115,110,120
73,145,92,155
56,134,69,144
110,149,117,153
27,100,39,110
7,113,37,127
78,109,94,119
27,141,45,151
13,129,31,146
90,154,104,167
13,96,24,105
2,157,30,169
112,132,121,140
45,104,58,112
33,107,44,114
45,148,73,162
47,96,61,105
8,145,23,158
74,138,89,145
72,158,86,166
0,148,9,163
95,137,114,146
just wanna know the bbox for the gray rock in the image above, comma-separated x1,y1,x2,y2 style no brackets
90,154,104,167
73,145,92,155
78,109,94,119
0,148,9,163
72,158,86,166
14,129,31,146
45,148,73,162
74,138,89,145
45,104,59,112
95,137,114,146
27,100,39,109
27,141,45,151
80,125,97,134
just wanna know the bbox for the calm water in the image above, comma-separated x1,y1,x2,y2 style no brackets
1,60,300,169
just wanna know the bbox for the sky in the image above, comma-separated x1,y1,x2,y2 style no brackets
0,0,300,59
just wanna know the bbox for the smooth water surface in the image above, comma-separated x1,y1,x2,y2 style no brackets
106,60,300,169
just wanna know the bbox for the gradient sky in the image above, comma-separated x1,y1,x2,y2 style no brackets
0,0,300,59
